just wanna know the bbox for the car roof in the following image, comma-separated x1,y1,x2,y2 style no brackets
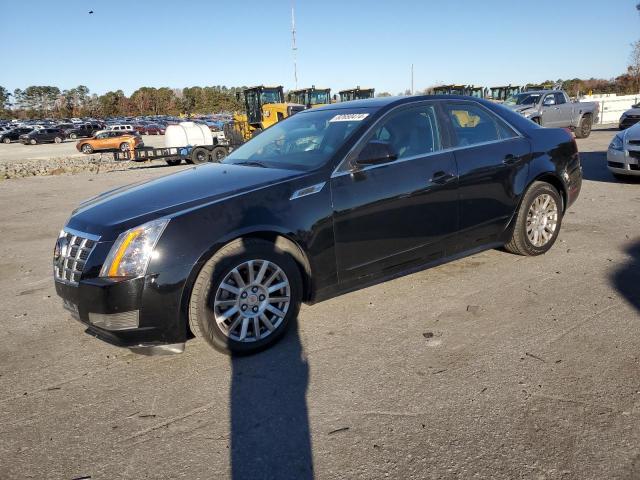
308,94,500,112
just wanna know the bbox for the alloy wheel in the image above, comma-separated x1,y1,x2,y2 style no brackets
526,194,558,247
211,259,291,343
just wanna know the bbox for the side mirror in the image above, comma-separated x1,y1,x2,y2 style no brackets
355,140,398,166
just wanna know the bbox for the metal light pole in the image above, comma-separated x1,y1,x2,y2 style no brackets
291,2,298,90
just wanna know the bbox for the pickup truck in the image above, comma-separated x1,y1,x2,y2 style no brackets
504,90,598,138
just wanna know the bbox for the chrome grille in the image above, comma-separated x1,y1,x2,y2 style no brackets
54,229,100,285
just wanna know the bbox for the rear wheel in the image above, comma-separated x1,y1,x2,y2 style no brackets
504,181,562,256
29,139,37,145
211,146,227,161
191,147,210,164
574,114,592,139
189,238,302,355
3,137,10,144
119,142,130,152
70,133,77,139
81,144,93,154
54,136,62,143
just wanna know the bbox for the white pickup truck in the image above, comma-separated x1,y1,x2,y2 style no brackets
505,90,598,138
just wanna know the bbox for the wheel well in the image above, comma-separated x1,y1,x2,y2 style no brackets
181,231,314,337
239,231,313,302
532,173,566,212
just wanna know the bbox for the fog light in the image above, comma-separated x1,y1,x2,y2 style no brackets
88,311,139,331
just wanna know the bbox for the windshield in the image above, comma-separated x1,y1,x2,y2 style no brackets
260,89,283,104
505,93,541,106
222,108,372,171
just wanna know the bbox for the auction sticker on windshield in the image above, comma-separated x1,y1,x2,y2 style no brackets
329,113,369,122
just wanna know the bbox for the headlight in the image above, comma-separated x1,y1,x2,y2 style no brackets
609,134,624,152
99,218,169,278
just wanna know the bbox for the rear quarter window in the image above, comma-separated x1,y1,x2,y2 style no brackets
444,103,517,148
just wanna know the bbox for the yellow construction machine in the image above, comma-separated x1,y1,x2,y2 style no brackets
339,87,375,102
287,86,332,109
225,85,305,144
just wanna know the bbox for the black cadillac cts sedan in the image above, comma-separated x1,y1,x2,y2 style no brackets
54,96,582,355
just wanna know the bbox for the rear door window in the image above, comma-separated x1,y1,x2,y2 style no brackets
444,103,517,148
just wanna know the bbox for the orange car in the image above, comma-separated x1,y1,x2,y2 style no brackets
76,130,144,154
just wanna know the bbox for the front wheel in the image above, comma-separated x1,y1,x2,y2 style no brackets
166,159,182,166
54,136,62,143
119,142,131,152
3,137,10,144
29,139,37,145
504,181,563,256
70,133,77,139
189,238,302,355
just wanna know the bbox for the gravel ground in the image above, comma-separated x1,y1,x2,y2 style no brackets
0,128,639,480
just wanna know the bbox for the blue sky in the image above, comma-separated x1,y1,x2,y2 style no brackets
1,0,638,95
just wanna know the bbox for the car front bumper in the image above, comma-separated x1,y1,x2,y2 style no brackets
54,272,189,353
607,148,640,176
619,117,640,130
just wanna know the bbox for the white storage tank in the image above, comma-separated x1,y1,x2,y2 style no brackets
164,122,213,148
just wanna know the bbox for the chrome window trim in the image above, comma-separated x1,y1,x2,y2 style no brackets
330,99,525,179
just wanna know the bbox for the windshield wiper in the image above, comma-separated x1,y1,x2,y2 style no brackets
234,161,268,168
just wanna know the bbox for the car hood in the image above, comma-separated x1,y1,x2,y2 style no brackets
67,163,301,239
506,103,537,114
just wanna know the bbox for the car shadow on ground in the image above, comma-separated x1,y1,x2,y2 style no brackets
612,241,640,313
579,151,640,184
229,324,313,479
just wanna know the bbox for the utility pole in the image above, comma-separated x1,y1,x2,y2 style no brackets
411,64,414,95
291,2,298,90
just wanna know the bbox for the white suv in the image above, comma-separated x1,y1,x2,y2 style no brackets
107,124,135,133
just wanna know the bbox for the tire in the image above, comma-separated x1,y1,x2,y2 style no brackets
251,128,263,138
119,142,130,152
54,136,62,144
531,117,541,125
70,133,77,139
188,238,302,355
574,114,592,139
191,147,210,164
211,146,227,162
504,181,563,256
2,137,10,144
81,144,93,154
29,139,37,145
166,159,182,166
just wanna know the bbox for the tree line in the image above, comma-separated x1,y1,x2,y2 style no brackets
0,85,246,120
1,67,639,120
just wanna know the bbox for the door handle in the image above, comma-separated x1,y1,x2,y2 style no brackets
503,154,522,165
430,171,455,184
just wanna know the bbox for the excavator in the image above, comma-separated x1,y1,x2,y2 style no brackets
339,87,375,102
224,85,305,144
287,86,332,109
